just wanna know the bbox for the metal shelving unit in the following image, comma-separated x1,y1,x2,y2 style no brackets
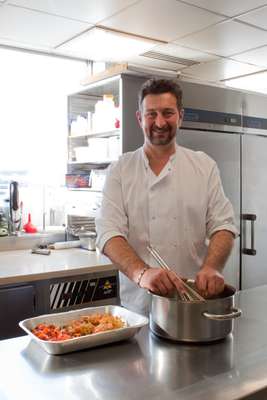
66,73,147,191
68,128,120,140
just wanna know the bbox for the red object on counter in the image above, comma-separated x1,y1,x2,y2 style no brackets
23,213,37,233
114,118,120,129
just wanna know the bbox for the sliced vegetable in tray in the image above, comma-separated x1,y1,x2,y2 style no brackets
31,313,125,341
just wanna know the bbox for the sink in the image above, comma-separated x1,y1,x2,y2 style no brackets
0,230,66,252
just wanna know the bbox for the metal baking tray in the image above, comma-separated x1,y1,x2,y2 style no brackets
19,305,148,355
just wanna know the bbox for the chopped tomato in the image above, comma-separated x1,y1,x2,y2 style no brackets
31,313,125,342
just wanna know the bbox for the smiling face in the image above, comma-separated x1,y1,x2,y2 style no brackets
137,92,184,147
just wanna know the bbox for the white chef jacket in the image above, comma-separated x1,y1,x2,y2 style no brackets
96,144,238,315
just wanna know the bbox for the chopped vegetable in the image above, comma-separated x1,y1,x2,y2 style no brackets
31,313,125,341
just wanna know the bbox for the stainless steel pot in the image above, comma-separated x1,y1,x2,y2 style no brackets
79,231,97,251
149,284,241,342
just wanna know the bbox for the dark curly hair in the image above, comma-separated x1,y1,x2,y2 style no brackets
138,78,183,111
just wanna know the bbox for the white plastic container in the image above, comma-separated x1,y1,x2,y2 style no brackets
108,136,120,160
87,138,109,160
92,95,116,132
74,146,91,162
49,240,81,250
89,169,107,190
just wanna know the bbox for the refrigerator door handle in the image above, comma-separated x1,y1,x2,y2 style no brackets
242,214,256,256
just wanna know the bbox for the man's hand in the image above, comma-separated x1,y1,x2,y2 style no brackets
139,267,185,297
195,266,225,298
194,230,234,298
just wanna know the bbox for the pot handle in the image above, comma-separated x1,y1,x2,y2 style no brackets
203,307,242,321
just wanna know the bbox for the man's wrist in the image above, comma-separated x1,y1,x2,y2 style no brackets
201,264,223,273
136,265,150,287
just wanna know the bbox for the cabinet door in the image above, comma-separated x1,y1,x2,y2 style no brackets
242,135,267,289
0,285,35,339
178,130,241,288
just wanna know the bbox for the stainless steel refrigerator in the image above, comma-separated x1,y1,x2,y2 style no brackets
178,80,267,290
178,128,241,289
241,134,267,289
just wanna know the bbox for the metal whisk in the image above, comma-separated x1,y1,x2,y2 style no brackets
147,245,205,302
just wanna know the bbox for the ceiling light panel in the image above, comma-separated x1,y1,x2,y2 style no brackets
56,27,159,62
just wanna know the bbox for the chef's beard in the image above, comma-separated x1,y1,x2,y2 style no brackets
148,125,177,145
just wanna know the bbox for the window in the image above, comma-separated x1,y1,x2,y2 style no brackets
0,47,88,230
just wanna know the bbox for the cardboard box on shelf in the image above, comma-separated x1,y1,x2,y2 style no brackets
65,174,91,189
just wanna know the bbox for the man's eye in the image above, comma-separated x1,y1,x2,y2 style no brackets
145,112,157,118
163,111,175,117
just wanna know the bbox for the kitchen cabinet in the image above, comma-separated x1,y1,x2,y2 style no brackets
67,73,147,191
0,284,36,339
0,248,120,340
0,271,119,340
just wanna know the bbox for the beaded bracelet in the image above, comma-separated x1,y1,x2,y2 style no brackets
137,266,150,287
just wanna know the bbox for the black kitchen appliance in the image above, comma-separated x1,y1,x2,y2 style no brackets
9,181,21,234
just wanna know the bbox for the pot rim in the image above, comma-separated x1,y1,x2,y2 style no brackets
149,283,237,302
79,231,97,238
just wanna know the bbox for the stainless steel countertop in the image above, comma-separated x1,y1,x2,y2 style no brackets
1,285,267,400
0,248,115,285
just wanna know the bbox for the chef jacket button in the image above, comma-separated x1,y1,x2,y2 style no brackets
173,216,177,220
152,216,156,220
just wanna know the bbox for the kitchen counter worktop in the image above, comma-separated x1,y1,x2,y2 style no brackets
0,248,115,285
1,285,267,400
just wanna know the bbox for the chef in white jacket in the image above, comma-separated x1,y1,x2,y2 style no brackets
96,78,238,315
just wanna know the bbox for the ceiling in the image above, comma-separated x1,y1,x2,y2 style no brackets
1,0,267,89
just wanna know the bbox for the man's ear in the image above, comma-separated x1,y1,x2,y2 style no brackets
178,108,184,127
136,110,142,127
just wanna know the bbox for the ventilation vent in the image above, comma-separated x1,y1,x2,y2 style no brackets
141,51,199,67
50,276,118,310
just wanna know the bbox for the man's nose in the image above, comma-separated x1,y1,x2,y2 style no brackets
154,112,167,128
